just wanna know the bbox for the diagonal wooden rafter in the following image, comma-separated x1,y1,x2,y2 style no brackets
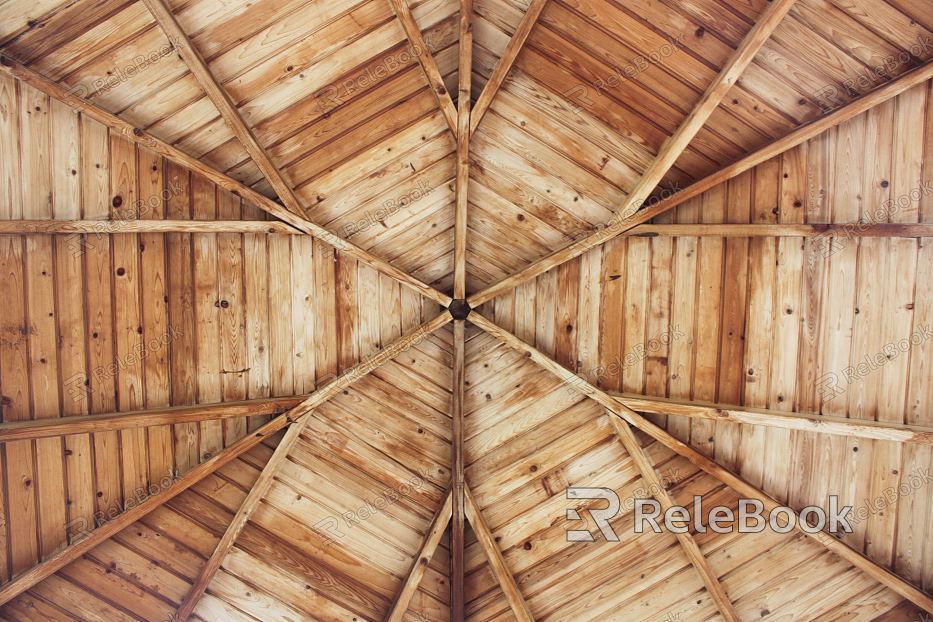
0,407,293,607
469,0,550,135
464,483,535,622
0,312,451,609
386,0,459,136
141,0,308,223
468,59,933,308
469,0,798,307
470,312,933,613
174,420,308,621
608,415,739,622
171,313,452,620
609,0,799,217
386,488,453,621
0,56,452,307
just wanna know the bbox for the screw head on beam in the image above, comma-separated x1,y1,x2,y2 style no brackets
448,299,472,320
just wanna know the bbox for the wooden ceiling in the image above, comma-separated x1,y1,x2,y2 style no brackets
0,0,932,620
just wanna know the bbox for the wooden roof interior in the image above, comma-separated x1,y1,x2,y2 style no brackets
0,0,932,620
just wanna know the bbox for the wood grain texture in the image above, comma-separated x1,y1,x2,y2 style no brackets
470,311,933,613
468,60,933,307
609,415,739,622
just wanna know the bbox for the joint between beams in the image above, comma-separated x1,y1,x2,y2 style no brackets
448,299,472,320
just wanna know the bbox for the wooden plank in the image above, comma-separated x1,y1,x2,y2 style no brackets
469,312,933,612
138,147,173,487
24,235,68,558
0,220,301,234
467,61,933,308
110,133,149,503
173,422,306,621
0,410,294,608
612,0,797,225
463,484,534,622
0,56,451,306
217,190,248,446
608,416,739,622
0,312,451,608
386,0,458,135
174,311,451,616
470,0,549,134
164,161,199,472
0,235,39,575
140,0,309,222
386,489,453,622
192,175,223,461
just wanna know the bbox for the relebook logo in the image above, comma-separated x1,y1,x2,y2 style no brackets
565,488,853,541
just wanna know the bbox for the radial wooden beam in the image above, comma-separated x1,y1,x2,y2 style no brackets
386,0,458,135
172,312,451,619
0,313,451,609
0,410,293,607
451,320,466,620
612,393,933,445
386,489,453,622
450,2,472,611
140,0,308,222
615,0,799,222
627,223,933,238
0,396,305,443
464,484,535,622
0,56,452,307
453,0,473,300
174,420,307,621
469,0,549,135
467,59,933,307
0,219,302,234
470,312,933,613
608,416,739,622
